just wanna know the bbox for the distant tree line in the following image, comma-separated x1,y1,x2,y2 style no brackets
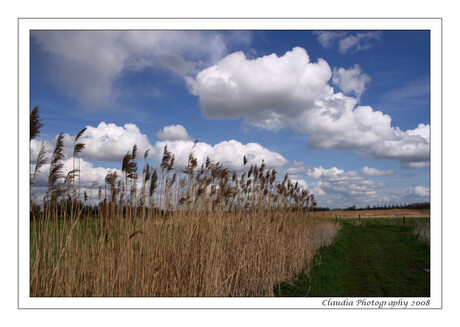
317,202,430,212
311,207,330,212
363,202,430,210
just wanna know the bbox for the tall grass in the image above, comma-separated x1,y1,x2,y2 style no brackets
29,110,339,297
30,210,338,296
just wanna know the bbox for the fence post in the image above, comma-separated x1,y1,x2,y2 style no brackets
403,215,406,226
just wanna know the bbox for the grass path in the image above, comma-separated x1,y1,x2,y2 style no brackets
274,219,430,297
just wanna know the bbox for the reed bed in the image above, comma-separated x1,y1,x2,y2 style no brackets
29,108,339,297
30,210,338,297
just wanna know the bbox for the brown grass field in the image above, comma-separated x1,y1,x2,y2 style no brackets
30,210,339,297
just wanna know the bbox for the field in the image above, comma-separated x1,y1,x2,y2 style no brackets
29,112,430,298
30,207,429,297
275,215,430,297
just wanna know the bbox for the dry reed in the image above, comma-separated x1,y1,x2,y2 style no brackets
30,111,340,297
30,210,338,297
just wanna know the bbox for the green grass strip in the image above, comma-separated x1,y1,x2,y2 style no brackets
274,219,430,297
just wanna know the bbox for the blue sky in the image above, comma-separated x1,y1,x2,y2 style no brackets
29,30,430,208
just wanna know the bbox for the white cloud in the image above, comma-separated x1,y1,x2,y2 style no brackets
332,64,371,98
32,31,233,107
314,31,382,54
186,47,332,131
286,161,307,175
360,166,395,177
313,31,347,48
307,166,345,180
187,47,429,169
337,31,382,54
31,123,287,174
30,123,291,203
152,138,288,173
305,166,384,207
33,31,429,170
406,123,430,140
412,186,430,198
386,185,430,204
357,123,430,169
153,125,290,173
296,98,429,168
156,124,192,141
77,122,153,162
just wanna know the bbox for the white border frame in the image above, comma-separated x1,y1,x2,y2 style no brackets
19,18,442,309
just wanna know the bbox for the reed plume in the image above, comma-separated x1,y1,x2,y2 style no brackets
30,106,43,141
72,127,87,203
46,133,65,204
31,141,47,188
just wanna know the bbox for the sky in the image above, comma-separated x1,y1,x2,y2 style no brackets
29,29,430,209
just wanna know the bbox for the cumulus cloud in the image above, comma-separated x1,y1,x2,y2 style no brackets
360,166,395,177
187,47,429,168
31,123,288,174
156,124,191,141
357,123,430,169
186,47,332,130
153,125,288,173
332,64,371,98
77,122,153,162
406,123,430,140
152,139,288,173
30,123,154,163
30,123,290,203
